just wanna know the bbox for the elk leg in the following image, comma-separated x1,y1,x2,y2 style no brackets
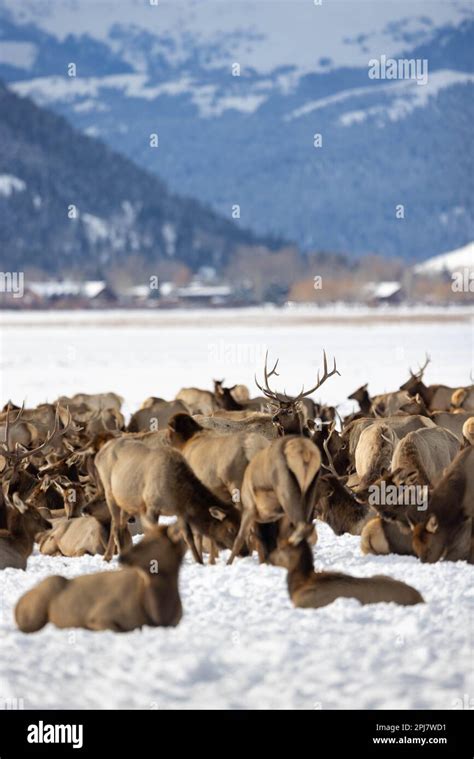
182,520,203,564
103,492,121,562
195,532,203,558
116,510,130,556
209,539,218,565
227,509,254,565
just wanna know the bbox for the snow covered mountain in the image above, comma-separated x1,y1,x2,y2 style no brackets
414,241,474,274
0,79,272,275
0,0,472,261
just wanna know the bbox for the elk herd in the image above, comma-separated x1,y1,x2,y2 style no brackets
2,352,473,633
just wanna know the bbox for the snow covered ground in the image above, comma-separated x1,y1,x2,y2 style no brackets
0,307,473,710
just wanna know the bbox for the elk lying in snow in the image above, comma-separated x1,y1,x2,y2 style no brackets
15,525,185,632
361,516,414,557
36,501,134,558
95,437,241,563
411,447,474,563
226,435,321,564
270,525,423,608
168,412,269,504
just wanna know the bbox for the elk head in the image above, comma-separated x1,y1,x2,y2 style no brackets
347,383,371,414
313,427,368,535
167,413,203,449
411,513,472,563
269,523,316,570
255,351,340,435
399,354,431,396
213,379,243,411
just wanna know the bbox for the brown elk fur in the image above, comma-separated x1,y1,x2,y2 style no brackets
15,525,185,632
270,526,423,608
95,437,241,563
411,447,474,563
0,499,51,570
227,436,321,564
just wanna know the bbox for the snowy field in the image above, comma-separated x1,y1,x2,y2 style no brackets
0,307,473,710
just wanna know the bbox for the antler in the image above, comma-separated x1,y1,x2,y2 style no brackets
254,352,284,401
410,353,431,379
321,424,365,503
255,351,339,405
0,403,71,468
293,351,340,403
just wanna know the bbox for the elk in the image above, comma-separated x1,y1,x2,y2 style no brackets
410,447,474,563
213,380,244,411
254,350,340,435
390,426,460,487
175,387,218,415
0,496,51,570
400,355,474,412
354,422,398,487
361,516,415,557
270,525,423,608
95,437,242,563
127,400,188,433
0,403,78,457
168,413,269,504
462,417,474,446
451,387,474,410
343,414,436,476
55,392,124,412
312,433,371,536
431,411,474,443
194,412,278,439
15,524,185,632
347,383,372,416
36,499,133,557
226,435,321,564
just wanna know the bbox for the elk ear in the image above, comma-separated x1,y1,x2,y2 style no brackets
12,492,28,514
209,507,226,521
426,515,439,533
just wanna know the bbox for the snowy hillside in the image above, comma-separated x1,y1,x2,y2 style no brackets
0,0,472,259
414,241,474,274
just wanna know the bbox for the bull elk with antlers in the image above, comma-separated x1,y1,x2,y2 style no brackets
226,351,340,563
254,350,340,435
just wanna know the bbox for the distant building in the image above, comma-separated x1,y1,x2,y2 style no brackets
171,282,234,307
26,280,117,306
363,281,404,305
